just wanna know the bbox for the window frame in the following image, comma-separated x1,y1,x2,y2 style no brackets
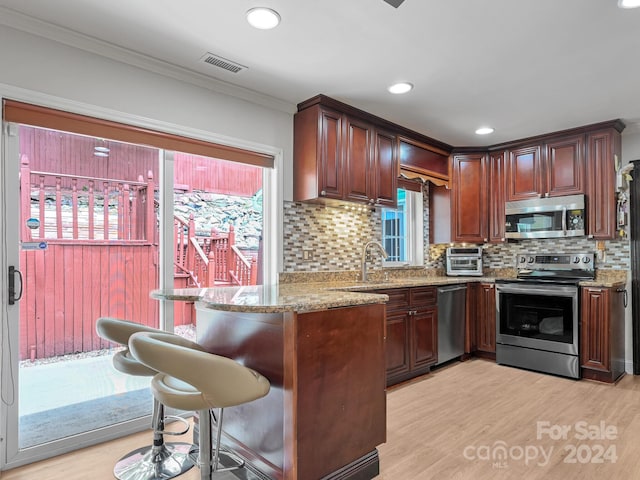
381,186,424,267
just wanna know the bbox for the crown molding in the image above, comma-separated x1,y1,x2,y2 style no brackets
0,7,296,115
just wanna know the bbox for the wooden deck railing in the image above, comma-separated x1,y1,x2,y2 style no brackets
173,213,257,287
20,154,155,243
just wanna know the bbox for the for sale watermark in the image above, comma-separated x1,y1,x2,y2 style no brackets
462,420,618,469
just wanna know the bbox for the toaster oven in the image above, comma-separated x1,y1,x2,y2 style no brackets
445,247,483,276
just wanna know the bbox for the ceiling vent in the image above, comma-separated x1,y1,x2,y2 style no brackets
200,53,247,73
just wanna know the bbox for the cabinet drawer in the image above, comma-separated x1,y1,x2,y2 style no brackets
410,287,437,307
374,288,410,313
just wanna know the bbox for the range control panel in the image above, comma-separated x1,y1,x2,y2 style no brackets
516,253,595,272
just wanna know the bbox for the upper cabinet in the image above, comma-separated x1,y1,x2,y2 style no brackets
506,145,543,201
545,134,585,197
294,95,452,208
294,104,388,206
506,134,585,201
488,150,507,243
451,151,505,244
586,128,622,239
451,120,624,243
451,153,489,243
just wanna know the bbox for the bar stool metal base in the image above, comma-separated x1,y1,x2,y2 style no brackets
114,442,195,480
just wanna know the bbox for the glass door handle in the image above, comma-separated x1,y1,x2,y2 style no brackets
8,266,23,305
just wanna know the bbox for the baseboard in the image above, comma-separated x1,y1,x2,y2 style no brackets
320,449,380,480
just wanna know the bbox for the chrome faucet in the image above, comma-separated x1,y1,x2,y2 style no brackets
361,241,389,282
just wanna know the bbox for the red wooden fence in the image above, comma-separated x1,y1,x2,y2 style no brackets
19,155,258,360
19,244,158,361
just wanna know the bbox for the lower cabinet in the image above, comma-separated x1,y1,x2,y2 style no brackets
376,286,438,387
475,283,496,355
466,282,496,358
580,285,626,383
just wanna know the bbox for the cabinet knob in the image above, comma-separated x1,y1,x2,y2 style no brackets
484,238,488,242
320,190,326,196
501,237,505,242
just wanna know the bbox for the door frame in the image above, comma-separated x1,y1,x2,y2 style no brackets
0,86,283,469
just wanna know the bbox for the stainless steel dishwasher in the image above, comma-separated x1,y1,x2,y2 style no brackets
436,284,467,365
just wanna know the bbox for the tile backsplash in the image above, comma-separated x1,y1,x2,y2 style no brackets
283,184,431,272
282,184,630,273
283,201,382,271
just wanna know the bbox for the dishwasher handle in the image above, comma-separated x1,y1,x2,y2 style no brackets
437,285,468,294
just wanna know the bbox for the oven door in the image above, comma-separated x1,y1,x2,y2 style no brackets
496,282,578,355
446,256,482,276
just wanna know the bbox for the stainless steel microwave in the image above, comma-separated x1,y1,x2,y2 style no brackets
504,194,585,239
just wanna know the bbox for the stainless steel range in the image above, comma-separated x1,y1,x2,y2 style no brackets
496,253,595,379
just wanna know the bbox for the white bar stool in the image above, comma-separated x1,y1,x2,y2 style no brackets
128,331,271,480
96,317,195,480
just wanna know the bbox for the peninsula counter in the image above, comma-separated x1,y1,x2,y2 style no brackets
152,285,388,480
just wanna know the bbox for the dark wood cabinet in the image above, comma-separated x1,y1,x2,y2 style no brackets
506,144,543,201
377,286,437,387
488,150,506,243
343,116,373,204
545,134,585,197
586,128,622,239
580,285,625,383
465,282,496,358
373,128,399,208
506,135,585,201
475,283,496,354
383,289,411,380
451,153,489,243
294,98,407,208
410,287,438,369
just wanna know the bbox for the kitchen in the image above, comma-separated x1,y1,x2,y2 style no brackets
2,1,640,479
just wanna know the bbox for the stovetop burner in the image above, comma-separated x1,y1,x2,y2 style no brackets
512,252,595,283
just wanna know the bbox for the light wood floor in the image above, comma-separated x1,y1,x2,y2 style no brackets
5,359,640,479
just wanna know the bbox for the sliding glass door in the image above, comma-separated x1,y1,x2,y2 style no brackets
1,100,276,470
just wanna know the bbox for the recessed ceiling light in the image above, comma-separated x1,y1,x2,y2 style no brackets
475,127,495,135
619,0,640,8
387,82,413,94
246,7,281,29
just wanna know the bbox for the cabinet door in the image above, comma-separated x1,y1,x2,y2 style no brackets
451,153,488,243
545,134,585,197
489,151,506,243
343,117,373,203
580,287,611,372
411,307,438,369
372,129,397,207
586,129,620,239
385,312,411,382
506,145,542,201
318,108,344,200
476,283,496,353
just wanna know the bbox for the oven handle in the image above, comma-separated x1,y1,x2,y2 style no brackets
562,206,567,236
496,283,578,297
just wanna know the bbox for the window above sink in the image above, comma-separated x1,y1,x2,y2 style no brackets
381,186,424,267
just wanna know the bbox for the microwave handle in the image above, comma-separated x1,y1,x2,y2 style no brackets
562,206,567,236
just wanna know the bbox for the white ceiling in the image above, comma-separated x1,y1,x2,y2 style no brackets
1,0,639,147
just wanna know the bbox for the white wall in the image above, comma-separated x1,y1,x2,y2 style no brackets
0,24,295,201
622,128,640,164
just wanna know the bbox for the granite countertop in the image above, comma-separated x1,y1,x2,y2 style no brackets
151,270,628,314
151,284,390,314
